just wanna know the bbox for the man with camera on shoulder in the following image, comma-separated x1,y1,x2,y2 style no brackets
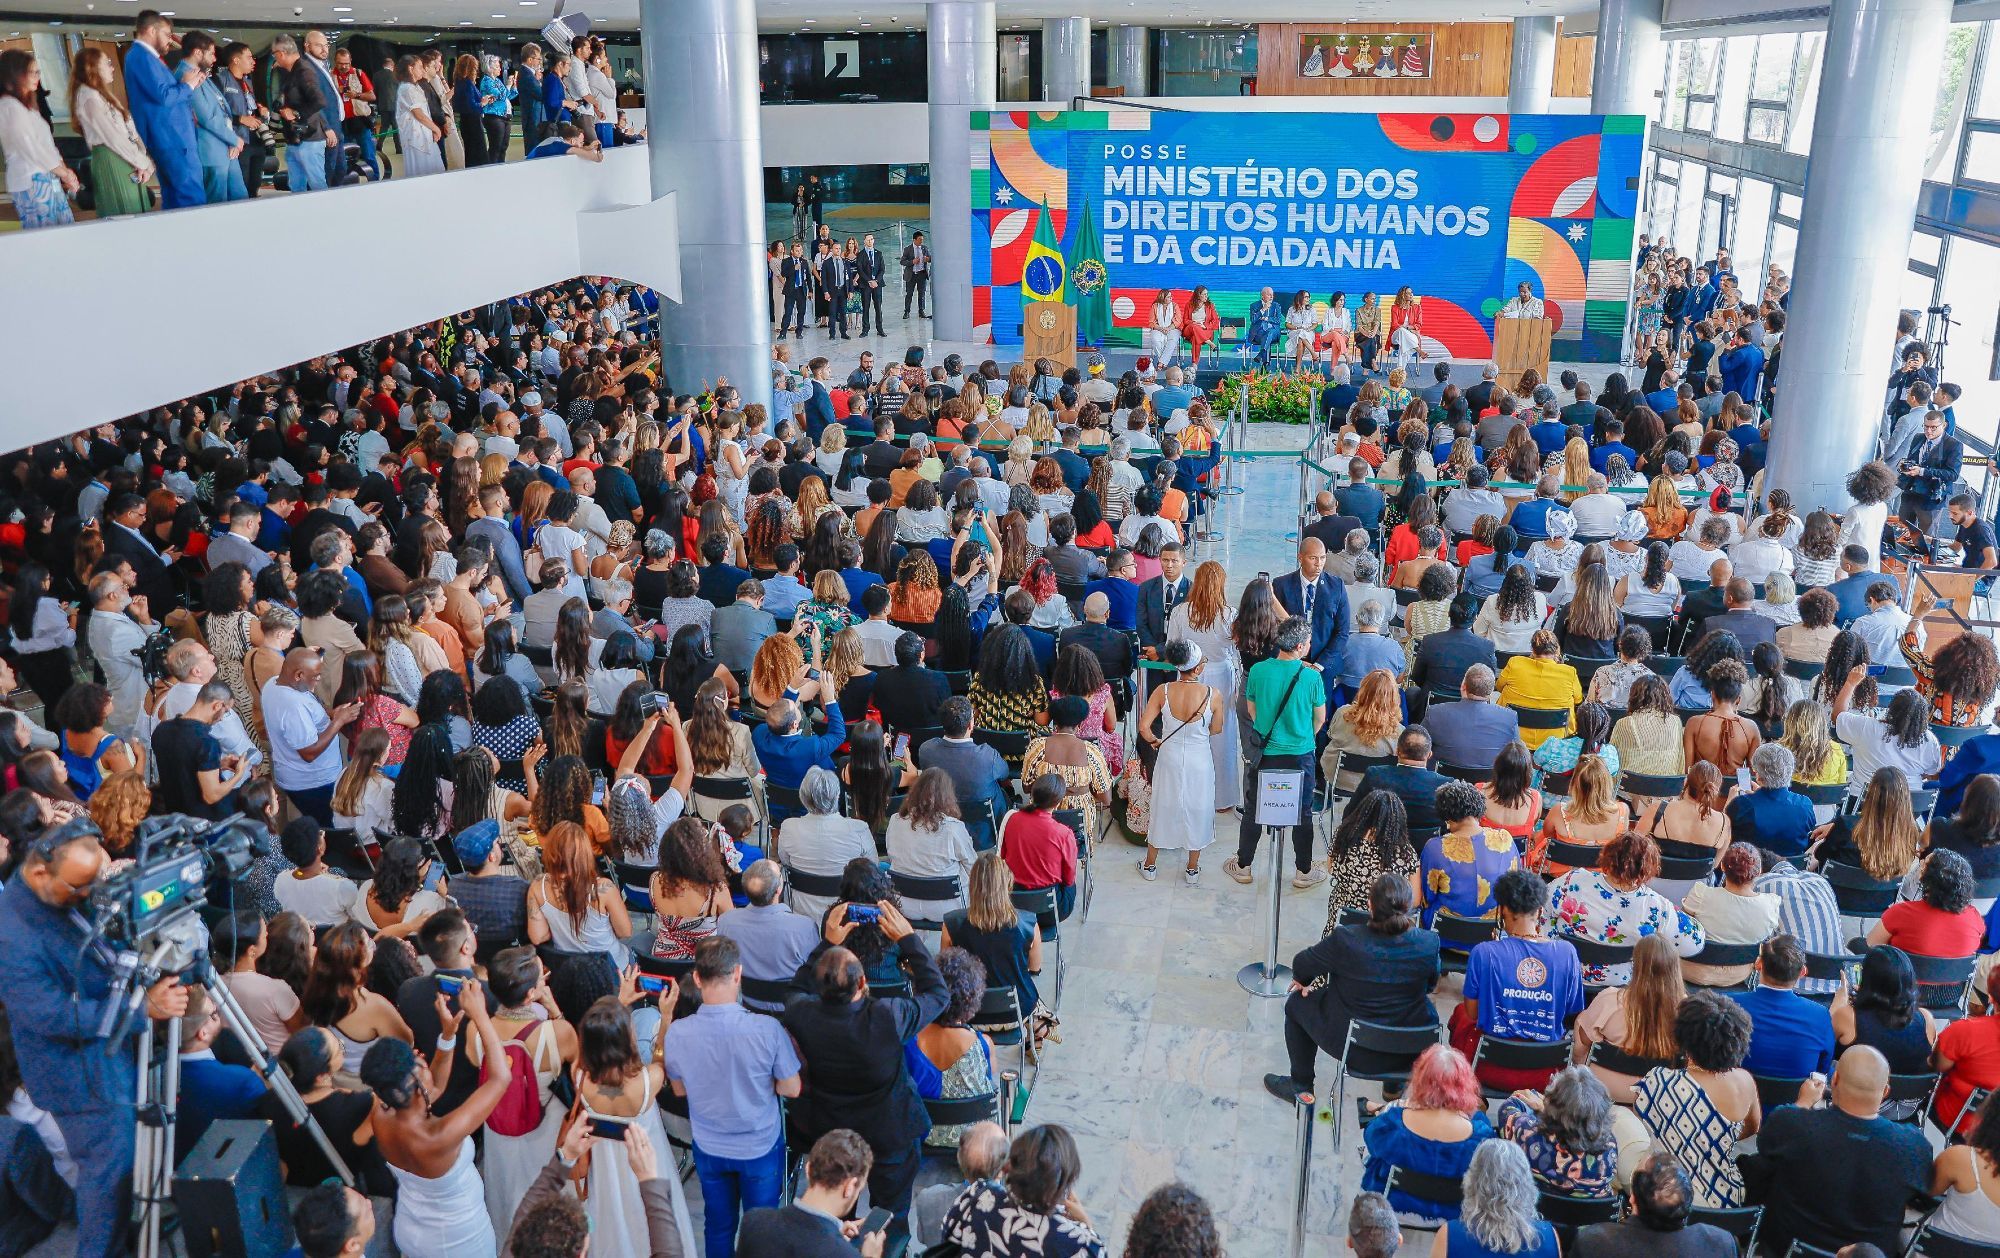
0,820,191,1258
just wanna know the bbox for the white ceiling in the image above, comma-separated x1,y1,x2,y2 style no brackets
7,0,1588,36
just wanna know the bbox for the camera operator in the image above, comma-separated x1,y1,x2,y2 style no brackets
0,822,190,1257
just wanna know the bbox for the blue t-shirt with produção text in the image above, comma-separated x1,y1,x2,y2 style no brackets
1463,935,1584,1043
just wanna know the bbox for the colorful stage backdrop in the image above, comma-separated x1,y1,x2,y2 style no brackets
970,110,1646,364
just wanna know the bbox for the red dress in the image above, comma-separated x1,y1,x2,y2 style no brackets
1180,303,1219,366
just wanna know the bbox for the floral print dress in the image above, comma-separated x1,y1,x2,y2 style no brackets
942,1180,1105,1258
1539,867,1706,985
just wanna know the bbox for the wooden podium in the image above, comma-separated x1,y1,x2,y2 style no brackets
1022,302,1077,370
1494,316,1553,382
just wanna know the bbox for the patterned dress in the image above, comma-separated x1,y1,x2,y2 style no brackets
942,1181,1105,1258
1420,827,1521,927
1497,1096,1616,1198
1634,1068,1746,1207
206,610,257,732
1328,841,1421,932
1021,737,1112,838
1539,868,1706,985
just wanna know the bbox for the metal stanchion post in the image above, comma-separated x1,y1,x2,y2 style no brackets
1236,826,1294,997
1289,1090,1316,1258
999,1069,1019,1138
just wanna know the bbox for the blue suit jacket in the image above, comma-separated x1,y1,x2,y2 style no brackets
0,878,139,1115
124,43,197,167
191,75,238,165
804,382,835,439
1718,344,1765,401
1685,283,1719,323
1271,571,1351,680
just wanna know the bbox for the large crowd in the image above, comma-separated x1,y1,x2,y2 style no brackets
0,238,1993,1258
0,13,628,232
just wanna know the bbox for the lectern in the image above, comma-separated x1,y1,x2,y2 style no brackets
1022,302,1077,370
1494,316,1553,382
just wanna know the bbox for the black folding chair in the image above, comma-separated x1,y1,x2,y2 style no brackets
1822,860,1900,922
1567,657,1616,689
1471,1035,1574,1098
1799,950,1859,1005
1383,1165,1464,1229
783,864,848,908
1886,1071,1943,1124
921,1092,1003,1155
1330,1021,1444,1156
1686,1204,1762,1255
1560,934,1634,999
1536,1191,1622,1232
1782,657,1825,682
974,727,1034,770
888,870,962,934
1908,952,1978,1019
1329,750,1396,801
1682,939,1763,990
690,772,758,829
974,984,1032,1081
1907,1219,2000,1258
1542,839,1605,875
1656,853,1721,884
1940,1086,1994,1142
1510,705,1572,735
1438,761,1494,784
1435,911,1499,974
739,974,795,1013
1587,1040,1679,1079
1011,885,1063,1006
1753,1073,1811,1114
1620,772,1686,801
633,952,695,983
613,860,655,918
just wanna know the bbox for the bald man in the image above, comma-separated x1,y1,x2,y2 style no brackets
1272,537,1351,709
1302,489,1364,555
260,646,362,824
1742,1044,1931,1257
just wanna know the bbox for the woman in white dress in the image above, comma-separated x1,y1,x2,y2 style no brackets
395,55,445,177
1284,289,1319,372
571,985,698,1258
1838,461,1897,573
366,984,515,1258
468,949,576,1248
1166,559,1244,811
1146,289,1182,368
712,411,751,524
1137,640,1224,883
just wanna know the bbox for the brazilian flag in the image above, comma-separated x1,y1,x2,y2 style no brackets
1066,197,1110,348
1019,200,1066,305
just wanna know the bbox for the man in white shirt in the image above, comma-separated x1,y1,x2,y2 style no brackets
483,409,522,462
1441,464,1508,538
522,392,572,459
1851,581,1912,665
260,648,361,825
567,466,614,557
853,585,902,668
207,500,272,576
969,458,1012,517
1568,472,1627,540
86,572,153,737
272,814,364,928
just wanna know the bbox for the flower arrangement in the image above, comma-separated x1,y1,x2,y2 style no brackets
1217,370,1325,425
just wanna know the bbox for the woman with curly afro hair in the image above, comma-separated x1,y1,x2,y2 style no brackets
1839,460,1898,572
1122,1183,1223,1258
1901,588,2000,726
1633,990,1756,1207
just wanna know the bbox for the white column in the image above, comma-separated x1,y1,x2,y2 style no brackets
1591,0,1662,116
638,0,770,409
1041,16,1089,104
1509,17,1556,114
929,0,997,343
1764,0,1954,509
1108,24,1149,97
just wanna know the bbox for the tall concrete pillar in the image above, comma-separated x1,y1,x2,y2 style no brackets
929,0,996,343
1764,0,1953,510
639,0,769,410
1108,25,1149,97
1509,17,1556,114
1042,16,1089,104
1591,0,1662,116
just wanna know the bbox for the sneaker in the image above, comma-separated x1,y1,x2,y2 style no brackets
1291,868,1329,890
1184,867,1200,887
1221,857,1253,885
1138,861,1158,881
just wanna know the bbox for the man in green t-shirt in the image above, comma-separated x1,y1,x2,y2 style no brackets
1223,615,1327,889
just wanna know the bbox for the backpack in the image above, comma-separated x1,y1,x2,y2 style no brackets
482,1020,553,1138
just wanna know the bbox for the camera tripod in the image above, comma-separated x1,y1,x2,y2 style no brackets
125,913,353,1258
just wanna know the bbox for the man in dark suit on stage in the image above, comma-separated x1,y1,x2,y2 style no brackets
1271,537,1351,711
899,231,929,319
102,492,179,614
820,246,853,340
855,233,887,336
1898,409,1963,534
778,240,813,340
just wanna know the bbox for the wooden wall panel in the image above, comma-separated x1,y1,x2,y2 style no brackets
1255,22,1511,98
1553,29,1596,98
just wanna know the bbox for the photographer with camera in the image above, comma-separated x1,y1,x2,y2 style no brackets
0,821,190,1257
